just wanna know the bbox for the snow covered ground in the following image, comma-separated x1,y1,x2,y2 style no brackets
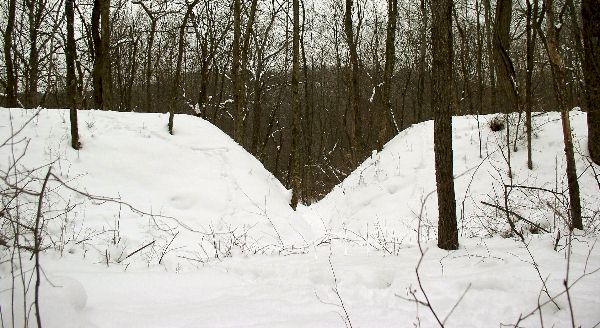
1,108,599,327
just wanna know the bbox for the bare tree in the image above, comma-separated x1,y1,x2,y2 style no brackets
231,0,258,145
290,0,302,209
66,0,80,149
432,0,459,250
134,0,170,113
169,0,200,135
525,0,539,169
25,0,46,107
377,0,398,149
493,0,516,179
91,0,112,109
541,0,583,230
344,0,363,162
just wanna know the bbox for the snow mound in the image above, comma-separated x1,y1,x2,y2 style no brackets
46,275,88,311
0,108,313,267
304,111,599,246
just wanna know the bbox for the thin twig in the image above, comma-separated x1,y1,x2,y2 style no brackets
34,168,52,328
121,240,156,262
328,252,353,328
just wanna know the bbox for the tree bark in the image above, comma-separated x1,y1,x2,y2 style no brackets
290,0,302,209
66,0,80,149
100,0,112,108
493,0,516,179
91,0,111,110
432,0,459,250
543,0,583,230
582,0,600,165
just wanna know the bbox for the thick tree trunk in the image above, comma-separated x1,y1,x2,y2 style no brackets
544,0,583,230
3,0,18,107
66,0,80,149
100,0,112,108
582,0,600,165
91,0,110,109
493,0,515,179
290,0,302,209
432,0,459,250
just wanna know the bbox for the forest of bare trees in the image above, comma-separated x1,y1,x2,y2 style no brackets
1,0,598,206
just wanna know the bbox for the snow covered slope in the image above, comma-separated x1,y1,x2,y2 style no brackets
0,108,313,267
304,111,599,246
1,108,599,328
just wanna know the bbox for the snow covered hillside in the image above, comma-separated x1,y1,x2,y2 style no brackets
304,111,599,247
0,108,313,266
1,108,599,328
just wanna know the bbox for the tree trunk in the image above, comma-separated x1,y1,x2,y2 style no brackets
3,0,18,107
544,0,583,230
66,0,80,149
483,0,496,113
127,29,139,112
493,0,515,179
344,0,363,162
147,25,156,112
582,0,600,165
232,0,243,143
416,0,428,121
135,1,158,113
432,0,459,250
378,0,398,149
100,0,112,108
525,0,539,169
26,0,44,108
91,0,108,109
476,0,484,158
301,4,314,202
169,0,199,135
290,0,302,209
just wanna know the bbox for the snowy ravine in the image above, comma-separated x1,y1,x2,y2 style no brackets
0,108,599,328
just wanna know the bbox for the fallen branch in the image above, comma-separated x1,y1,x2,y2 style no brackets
481,201,550,233
120,240,156,262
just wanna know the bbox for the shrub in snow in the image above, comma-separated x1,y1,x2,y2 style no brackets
488,115,505,132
